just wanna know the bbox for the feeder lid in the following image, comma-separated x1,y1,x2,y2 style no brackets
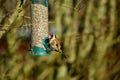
30,0,48,7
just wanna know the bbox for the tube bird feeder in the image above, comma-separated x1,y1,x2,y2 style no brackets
30,0,50,56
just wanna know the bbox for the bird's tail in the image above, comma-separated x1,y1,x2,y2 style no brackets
60,52,67,59
57,48,67,58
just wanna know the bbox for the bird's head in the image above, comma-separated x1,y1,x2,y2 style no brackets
49,33,56,39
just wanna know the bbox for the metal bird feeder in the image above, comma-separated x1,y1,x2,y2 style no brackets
30,0,50,56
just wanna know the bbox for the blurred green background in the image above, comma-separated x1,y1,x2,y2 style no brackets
0,0,120,80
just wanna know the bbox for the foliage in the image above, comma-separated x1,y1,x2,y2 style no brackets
0,0,120,80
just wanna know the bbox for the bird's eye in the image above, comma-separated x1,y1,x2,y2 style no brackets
56,44,58,47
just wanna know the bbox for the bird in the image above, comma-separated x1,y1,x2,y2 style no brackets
49,33,67,58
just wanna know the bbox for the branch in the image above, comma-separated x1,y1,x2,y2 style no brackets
0,0,24,38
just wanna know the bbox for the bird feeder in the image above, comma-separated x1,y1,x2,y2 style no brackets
30,0,50,56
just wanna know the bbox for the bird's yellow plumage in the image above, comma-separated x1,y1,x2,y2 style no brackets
49,34,67,58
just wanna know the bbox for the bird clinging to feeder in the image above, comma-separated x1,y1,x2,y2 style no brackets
48,33,67,58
